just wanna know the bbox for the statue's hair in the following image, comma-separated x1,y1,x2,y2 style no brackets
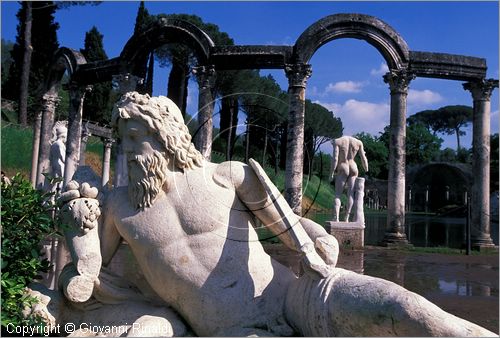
50,121,68,144
111,92,204,170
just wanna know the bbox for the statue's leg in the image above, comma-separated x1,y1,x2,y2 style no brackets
285,268,497,337
334,173,347,222
344,175,357,222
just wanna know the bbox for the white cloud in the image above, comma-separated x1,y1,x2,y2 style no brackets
407,89,443,105
314,99,390,136
325,81,366,94
370,63,389,76
491,109,499,133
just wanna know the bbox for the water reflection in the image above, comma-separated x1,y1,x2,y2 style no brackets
364,213,499,248
439,280,492,297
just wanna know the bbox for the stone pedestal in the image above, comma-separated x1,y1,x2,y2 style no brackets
327,177,366,249
327,221,365,249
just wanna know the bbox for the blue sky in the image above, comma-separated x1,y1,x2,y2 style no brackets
1,1,499,152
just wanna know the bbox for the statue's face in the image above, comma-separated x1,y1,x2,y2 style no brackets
119,117,169,209
118,118,164,163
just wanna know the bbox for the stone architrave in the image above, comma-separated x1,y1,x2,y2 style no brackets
194,65,216,161
381,69,415,246
284,63,312,215
35,93,60,189
63,84,92,186
463,79,498,249
26,93,496,338
111,73,144,95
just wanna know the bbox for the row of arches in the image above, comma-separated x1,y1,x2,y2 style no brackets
31,13,497,248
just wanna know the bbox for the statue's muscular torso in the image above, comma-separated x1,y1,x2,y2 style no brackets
102,162,295,336
334,137,362,177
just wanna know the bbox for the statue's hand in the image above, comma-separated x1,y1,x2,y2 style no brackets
315,235,339,267
300,243,333,280
58,181,101,233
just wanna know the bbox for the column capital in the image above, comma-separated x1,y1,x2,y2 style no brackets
102,138,115,149
193,65,216,90
41,93,60,110
81,124,91,142
383,69,415,95
285,63,312,88
64,83,93,103
463,78,499,101
112,73,144,94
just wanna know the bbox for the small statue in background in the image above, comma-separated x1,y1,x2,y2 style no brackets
330,135,369,222
49,121,67,194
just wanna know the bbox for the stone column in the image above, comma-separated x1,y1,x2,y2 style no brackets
382,69,415,245
463,79,498,250
194,65,216,161
111,73,143,187
79,124,91,166
284,63,312,215
102,138,114,187
63,84,92,186
30,103,46,187
35,93,60,189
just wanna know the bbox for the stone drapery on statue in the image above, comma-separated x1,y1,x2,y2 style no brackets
49,121,68,194
26,92,495,337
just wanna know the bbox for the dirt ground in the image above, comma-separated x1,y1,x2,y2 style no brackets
263,244,499,334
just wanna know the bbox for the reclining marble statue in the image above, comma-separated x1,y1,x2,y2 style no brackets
27,92,495,337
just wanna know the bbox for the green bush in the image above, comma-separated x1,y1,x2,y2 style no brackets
1,174,56,330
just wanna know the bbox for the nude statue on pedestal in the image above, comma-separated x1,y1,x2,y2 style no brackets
330,135,369,222
32,92,495,337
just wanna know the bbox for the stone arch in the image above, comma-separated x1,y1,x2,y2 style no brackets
120,17,215,74
44,47,87,94
294,13,410,69
32,48,87,188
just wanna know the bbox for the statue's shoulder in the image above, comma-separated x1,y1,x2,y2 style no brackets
212,160,248,189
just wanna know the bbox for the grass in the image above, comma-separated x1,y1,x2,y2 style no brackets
1,123,33,177
1,123,335,215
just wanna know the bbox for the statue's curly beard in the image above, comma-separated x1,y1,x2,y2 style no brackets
127,150,169,210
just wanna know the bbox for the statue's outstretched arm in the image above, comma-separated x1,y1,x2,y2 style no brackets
58,181,102,303
330,143,339,181
359,142,369,172
216,160,335,279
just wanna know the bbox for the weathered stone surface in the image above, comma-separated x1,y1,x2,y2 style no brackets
464,79,499,249
285,269,496,337
410,51,487,81
327,221,365,249
28,93,496,337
